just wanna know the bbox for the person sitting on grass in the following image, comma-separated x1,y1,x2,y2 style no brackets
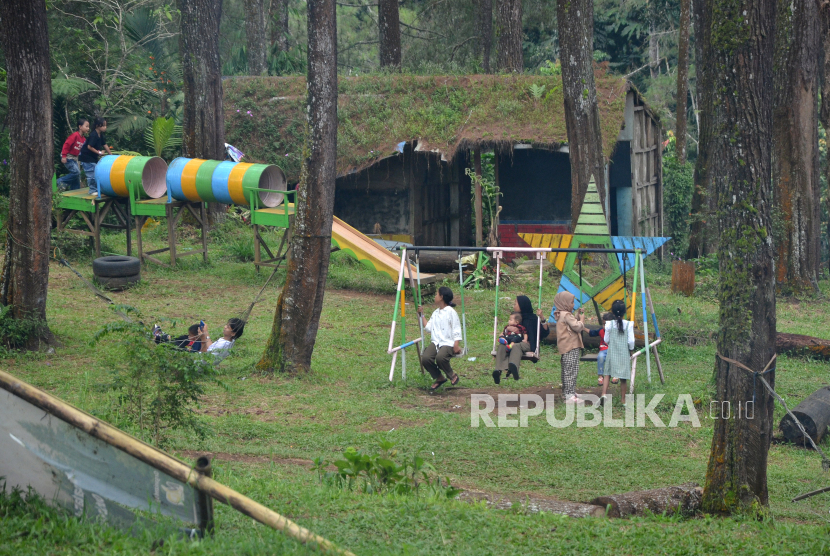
198,318,245,361
417,286,462,391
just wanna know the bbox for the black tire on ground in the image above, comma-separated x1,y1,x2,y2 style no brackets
93,255,141,278
96,273,141,291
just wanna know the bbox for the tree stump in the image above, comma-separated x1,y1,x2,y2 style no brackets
590,483,702,518
671,260,695,296
779,386,830,445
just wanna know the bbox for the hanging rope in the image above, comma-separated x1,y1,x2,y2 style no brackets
717,352,830,471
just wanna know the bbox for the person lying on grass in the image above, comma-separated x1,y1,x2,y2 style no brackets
198,318,245,358
417,286,462,391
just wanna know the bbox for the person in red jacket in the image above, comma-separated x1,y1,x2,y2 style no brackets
56,119,89,191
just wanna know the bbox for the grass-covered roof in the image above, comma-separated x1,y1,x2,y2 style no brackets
224,73,630,181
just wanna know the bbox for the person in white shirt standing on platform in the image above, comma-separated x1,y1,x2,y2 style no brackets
418,286,462,391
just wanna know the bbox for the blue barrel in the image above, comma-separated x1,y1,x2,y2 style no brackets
166,157,191,202
94,155,119,196
210,161,238,205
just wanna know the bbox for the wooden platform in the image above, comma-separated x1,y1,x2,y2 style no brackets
54,190,131,257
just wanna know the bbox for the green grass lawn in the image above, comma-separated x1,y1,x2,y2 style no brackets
3,219,830,555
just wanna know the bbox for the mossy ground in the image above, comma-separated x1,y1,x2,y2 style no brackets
223,71,629,181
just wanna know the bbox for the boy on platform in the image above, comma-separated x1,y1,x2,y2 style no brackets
78,117,112,195
56,119,89,191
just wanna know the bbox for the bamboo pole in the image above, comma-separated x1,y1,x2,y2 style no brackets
0,369,355,556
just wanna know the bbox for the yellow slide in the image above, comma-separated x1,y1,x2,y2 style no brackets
331,216,435,283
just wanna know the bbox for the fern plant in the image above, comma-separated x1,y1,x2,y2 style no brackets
529,83,546,100
144,116,182,159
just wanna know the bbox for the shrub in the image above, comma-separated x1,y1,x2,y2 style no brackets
663,153,694,255
92,305,221,447
312,440,461,498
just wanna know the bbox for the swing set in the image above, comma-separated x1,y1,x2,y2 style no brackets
386,245,665,393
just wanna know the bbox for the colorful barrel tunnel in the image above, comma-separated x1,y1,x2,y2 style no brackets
91,155,285,208
94,155,168,199
166,158,285,207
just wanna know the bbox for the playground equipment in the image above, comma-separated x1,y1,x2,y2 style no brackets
164,157,294,270
386,245,646,385
52,155,167,257
93,154,210,268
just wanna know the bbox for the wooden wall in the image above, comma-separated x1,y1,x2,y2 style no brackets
630,95,663,238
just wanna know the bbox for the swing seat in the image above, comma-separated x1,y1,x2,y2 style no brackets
490,349,540,363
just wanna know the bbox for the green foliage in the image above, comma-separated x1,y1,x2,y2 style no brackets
663,149,694,256
528,83,546,100
51,77,97,99
227,236,255,262
0,304,46,353
465,162,502,246
539,60,562,76
312,440,461,498
224,74,628,181
143,116,182,159
91,306,220,447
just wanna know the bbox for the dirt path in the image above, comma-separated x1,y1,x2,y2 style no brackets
175,449,608,518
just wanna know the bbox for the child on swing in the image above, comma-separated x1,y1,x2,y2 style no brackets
599,299,635,406
498,312,527,354
417,286,462,391
589,312,619,386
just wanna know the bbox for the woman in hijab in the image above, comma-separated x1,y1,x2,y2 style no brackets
552,292,586,404
493,295,550,383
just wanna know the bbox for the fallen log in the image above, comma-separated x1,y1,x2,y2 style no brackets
407,251,478,273
589,483,702,518
458,490,606,518
776,333,830,361
779,386,830,445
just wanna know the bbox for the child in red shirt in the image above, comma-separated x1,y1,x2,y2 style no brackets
56,119,89,191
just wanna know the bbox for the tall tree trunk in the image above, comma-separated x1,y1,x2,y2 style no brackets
686,0,714,258
270,0,290,51
496,0,522,72
476,0,493,73
772,0,821,292
675,0,691,164
0,0,54,348
245,0,268,75
557,0,607,228
649,23,660,78
820,1,830,276
257,0,337,373
378,0,401,69
701,0,777,514
179,0,226,222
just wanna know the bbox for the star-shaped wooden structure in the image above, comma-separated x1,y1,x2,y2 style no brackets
515,176,670,319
